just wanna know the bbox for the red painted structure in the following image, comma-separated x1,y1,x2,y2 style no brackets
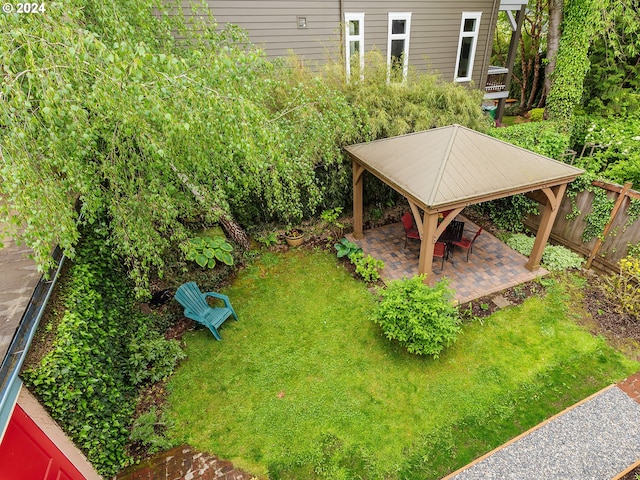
0,404,84,479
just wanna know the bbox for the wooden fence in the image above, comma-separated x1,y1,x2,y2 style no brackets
526,181,640,273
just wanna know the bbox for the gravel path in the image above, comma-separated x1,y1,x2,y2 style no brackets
448,386,640,480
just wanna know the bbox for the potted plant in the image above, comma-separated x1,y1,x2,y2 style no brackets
284,227,304,247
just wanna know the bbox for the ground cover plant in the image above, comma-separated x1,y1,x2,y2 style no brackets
21,225,185,476
165,249,638,478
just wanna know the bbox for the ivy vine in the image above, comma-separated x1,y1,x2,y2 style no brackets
625,198,640,227
566,171,616,242
582,188,615,242
546,0,607,125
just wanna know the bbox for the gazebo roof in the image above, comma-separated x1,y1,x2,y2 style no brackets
344,124,584,210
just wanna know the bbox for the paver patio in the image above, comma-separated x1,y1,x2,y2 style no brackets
347,215,548,304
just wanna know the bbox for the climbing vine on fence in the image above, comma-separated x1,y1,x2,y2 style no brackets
625,198,640,227
566,172,616,242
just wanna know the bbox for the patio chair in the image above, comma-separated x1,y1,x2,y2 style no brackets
174,281,238,340
433,241,447,271
452,227,483,262
401,211,420,248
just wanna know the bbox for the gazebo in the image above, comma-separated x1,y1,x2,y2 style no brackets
345,124,584,284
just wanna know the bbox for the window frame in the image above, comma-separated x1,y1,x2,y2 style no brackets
454,11,482,83
344,12,365,81
386,12,412,82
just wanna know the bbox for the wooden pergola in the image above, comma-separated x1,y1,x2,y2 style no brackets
345,125,584,284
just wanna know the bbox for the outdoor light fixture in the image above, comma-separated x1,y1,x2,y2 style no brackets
297,16,307,28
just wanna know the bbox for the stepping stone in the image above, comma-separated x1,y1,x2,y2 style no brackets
491,295,512,309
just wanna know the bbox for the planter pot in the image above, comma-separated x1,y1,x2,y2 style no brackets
284,233,304,247
285,234,304,247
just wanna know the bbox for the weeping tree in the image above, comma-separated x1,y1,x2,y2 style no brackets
0,1,361,296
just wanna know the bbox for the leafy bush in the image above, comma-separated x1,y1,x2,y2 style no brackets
22,227,184,476
127,325,186,385
529,108,545,122
257,232,279,248
602,256,640,317
330,50,491,141
321,207,344,242
130,408,174,455
506,233,584,271
371,276,460,357
181,236,234,269
488,121,570,160
472,195,539,232
334,238,362,259
349,251,384,283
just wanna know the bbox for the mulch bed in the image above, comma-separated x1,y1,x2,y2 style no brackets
583,279,640,346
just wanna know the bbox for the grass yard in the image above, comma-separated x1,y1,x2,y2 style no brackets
166,250,639,479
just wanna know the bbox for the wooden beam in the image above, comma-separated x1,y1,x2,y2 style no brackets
407,200,423,238
591,180,640,200
585,182,633,269
525,183,566,271
352,161,365,239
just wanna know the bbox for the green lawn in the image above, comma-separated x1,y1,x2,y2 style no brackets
166,250,639,479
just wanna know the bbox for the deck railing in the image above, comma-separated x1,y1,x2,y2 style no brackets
485,66,508,92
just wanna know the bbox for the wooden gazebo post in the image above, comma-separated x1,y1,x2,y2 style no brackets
352,160,365,239
418,211,439,285
525,184,567,271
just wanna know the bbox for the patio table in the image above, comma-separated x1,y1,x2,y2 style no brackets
438,220,465,262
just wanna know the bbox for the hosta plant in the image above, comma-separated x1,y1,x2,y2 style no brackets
182,236,234,269
334,237,363,259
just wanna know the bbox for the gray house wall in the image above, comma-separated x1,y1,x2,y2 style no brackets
342,0,498,86
196,0,499,87
196,1,342,64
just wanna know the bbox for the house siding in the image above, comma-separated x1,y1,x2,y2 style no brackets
196,0,498,86
196,1,342,64
343,0,497,84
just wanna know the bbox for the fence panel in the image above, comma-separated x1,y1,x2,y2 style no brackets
526,181,640,273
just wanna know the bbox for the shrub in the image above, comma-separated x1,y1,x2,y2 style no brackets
349,251,384,283
127,325,185,385
371,276,460,357
321,207,344,242
602,256,640,317
529,108,545,122
334,238,362,259
472,195,539,232
130,408,174,455
488,121,570,160
506,233,584,271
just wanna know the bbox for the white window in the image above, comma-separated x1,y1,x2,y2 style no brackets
454,12,482,82
345,13,365,81
387,12,412,82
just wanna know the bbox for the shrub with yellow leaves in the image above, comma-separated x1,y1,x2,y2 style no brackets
603,255,640,317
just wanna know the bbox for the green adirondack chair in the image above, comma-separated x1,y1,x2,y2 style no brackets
174,281,238,340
